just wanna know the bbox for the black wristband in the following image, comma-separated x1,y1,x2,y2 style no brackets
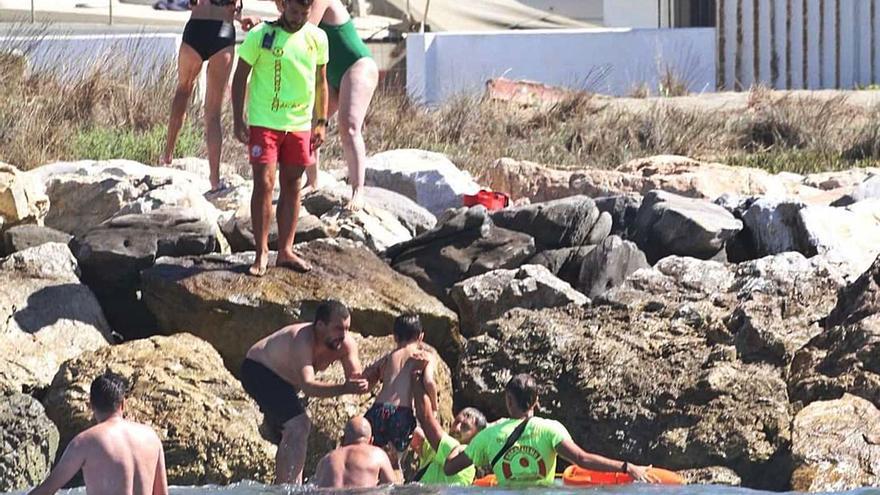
621,462,628,473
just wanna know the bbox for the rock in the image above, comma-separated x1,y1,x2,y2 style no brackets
388,207,536,307
790,394,880,492
457,305,792,489
741,198,812,256
1,224,71,256
0,243,112,393
595,194,642,237
490,196,603,250
203,173,251,212
304,185,436,236
320,205,412,253
304,334,454,476
576,235,649,298
450,265,588,338
71,208,222,340
29,160,218,238
826,254,880,329
0,390,59,493
140,238,461,368
679,466,742,486
479,155,818,203
832,175,880,206
43,334,276,485
221,201,329,253
789,315,880,407
727,253,845,366
527,246,596,286
365,149,479,215
804,168,880,191
0,163,49,227
632,190,743,263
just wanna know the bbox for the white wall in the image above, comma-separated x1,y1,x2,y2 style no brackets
519,0,604,23
603,0,660,28
407,28,716,105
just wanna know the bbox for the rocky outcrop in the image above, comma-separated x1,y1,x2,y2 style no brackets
632,190,743,263
0,390,59,493
450,265,588,338
72,208,222,340
457,305,792,489
29,160,218,238
576,235,649,298
479,155,824,203
0,163,49,228
365,149,479,215
43,334,276,486
527,246,596,286
832,175,880,206
490,196,608,250
141,238,461,368
789,315,880,407
388,207,536,307
0,243,112,393
220,203,329,253
303,185,436,236
1,224,71,256
304,334,454,475
790,394,880,492
595,194,642,237
679,466,742,486
826,254,880,329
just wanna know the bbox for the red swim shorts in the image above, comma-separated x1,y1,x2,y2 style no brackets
248,126,315,167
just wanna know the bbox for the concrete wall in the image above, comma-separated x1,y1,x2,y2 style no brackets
519,0,604,23
604,0,661,28
407,27,716,104
719,0,880,90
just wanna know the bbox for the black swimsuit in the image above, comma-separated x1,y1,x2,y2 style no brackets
182,0,241,61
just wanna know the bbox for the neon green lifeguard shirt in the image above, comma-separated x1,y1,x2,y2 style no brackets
418,434,475,486
238,21,328,132
464,417,572,487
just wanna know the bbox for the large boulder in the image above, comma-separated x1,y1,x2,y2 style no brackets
594,194,642,238
832,175,880,206
0,390,59,493
526,246,596,286
72,208,222,340
457,305,792,489
318,206,412,253
303,185,436,236
450,265,588,338
220,203,329,253
140,238,461,368
789,315,880,407
632,190,743,263
43,334,276,486
479,155,818,203
365,149,479,215
791,394,880,492
0,243,112,393
0,163,49,229
576,235,649,298
29,160,218,238
304,334,454,477
489,196,607,250
1,224,71,257
388,207,536,307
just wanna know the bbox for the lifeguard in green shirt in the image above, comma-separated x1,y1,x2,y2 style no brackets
231,0,328,277
444,373,661,488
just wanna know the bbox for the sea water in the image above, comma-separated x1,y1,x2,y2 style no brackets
7,483,880,495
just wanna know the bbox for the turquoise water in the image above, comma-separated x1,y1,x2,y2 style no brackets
7,483,880,495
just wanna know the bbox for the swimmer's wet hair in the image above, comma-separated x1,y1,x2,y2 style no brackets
393,314,423,342
315,300,350,325
459,407,488,431
90,371,128,414
506,373,539,412
281,0,315,6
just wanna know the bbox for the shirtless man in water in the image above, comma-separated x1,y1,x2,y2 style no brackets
313,416,395,488
29,372,168,495
240,299,370,484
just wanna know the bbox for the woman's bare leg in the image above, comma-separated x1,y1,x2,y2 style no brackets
162,43,203,169
337,57,378,210
303,89,339,193
204,47,235,190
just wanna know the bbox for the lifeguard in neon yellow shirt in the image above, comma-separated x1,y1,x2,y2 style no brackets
231,0,329,277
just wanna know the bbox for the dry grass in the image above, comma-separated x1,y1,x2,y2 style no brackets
2,30,880,176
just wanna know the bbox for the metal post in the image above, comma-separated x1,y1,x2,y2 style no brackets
30,0,35,22
421,0,430,32
109,0,113,25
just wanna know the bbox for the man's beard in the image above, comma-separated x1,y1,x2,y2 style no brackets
325,338,343,351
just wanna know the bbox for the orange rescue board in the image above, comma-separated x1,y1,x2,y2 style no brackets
472,466,685,487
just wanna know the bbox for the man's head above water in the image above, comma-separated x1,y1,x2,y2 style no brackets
504,373,539,416
343,416,373,445
314,300,351,351
451,407,487,444
90,371,128,421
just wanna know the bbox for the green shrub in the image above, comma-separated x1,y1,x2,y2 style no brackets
71,124,201,164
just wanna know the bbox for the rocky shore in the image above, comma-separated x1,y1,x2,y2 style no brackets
1,152,880,492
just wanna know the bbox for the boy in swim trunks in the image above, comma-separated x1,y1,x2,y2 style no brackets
363,314,439,474
231,0,329,276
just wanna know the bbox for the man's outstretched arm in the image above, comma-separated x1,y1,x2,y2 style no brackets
412,371,444,452
555,439,660,483
443,450,474,477
29,437,86,495
152,441,169,495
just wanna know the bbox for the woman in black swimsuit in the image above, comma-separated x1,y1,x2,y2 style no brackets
161,0,247,191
